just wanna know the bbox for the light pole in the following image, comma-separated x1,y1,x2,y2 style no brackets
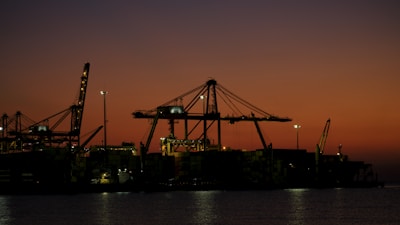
0,126,3,151
200,95,206,114
294,124,301,150
200,95,207,151
100,91,108,151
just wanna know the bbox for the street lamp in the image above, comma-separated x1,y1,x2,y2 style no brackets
100,91,108,151
200,95,206,114
294,124,301,150
0,126,3,151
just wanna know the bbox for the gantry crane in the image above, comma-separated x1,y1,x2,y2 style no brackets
133,79,291,159
28,62,90,149
0,63,91,151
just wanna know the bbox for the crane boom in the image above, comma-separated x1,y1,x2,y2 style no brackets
317,118,330,155
71,63,90,144
315,118,331,176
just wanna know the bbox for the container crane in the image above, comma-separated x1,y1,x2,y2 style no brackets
28,62,90,149
133,79,291,157
315,118,331,175
0,63,90,151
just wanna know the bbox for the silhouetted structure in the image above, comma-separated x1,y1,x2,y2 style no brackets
0,70,383,194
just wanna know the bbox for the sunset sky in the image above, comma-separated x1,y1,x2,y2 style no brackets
1,1,399,182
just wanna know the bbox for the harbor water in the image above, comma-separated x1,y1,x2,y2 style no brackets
0,187,399,225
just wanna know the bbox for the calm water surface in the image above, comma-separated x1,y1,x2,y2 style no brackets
0,187,399,225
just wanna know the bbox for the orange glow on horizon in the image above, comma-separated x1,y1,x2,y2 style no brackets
1,1,399,182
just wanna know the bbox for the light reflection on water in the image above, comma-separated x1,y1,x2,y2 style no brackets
0,188,399,225
0,196,11,225
97,193,112,225
287,189,307,225
192,191,217,224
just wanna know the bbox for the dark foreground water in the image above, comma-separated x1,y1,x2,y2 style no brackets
0,187,399,225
